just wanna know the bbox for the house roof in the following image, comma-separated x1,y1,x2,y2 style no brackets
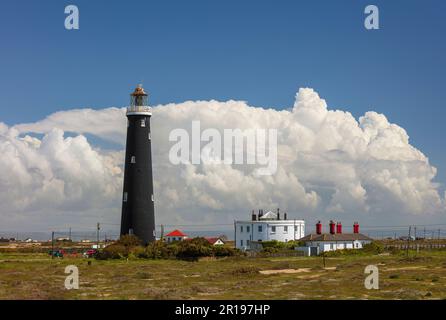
205,237,224,245
166,229,187,237
300,233,373,242
259,211,277,220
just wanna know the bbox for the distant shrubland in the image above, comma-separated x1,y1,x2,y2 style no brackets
96,235,240,261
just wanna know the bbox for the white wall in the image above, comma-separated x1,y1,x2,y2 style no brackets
235,220,305,250
306,240,372,253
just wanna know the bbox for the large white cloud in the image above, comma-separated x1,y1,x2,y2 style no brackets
1,88,444,231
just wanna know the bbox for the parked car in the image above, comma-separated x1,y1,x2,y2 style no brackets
48,249,65,258
83,249,97,258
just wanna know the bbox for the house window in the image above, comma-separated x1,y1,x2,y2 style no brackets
123,192,128,202
131,156,136,163
284,226,288,233
141,119,146,127
241,240,244,246
271,226,276,233
240,226,243,232
330,243,334,250
247,240,250,246
247,226,250,233
355,242,359,248
258,225,262,232
294,226,297,232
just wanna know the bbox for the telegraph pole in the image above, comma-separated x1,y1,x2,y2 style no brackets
51,231,55,259
406,226,411,258
160,224,164,242
69,227,72,241
414,226,417,240
438,229,441,240
96,223,100,249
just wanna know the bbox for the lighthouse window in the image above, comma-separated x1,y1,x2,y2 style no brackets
284,226,288,233
141,119,146,127
258,225,262,232
131,156,136,163
240,226,243,232
123,192,128,202
271,226,276,233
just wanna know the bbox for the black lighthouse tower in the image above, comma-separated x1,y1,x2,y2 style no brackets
120,85,155,244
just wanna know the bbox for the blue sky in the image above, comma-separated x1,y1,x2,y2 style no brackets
1,0,445,187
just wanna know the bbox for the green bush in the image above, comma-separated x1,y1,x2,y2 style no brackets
96,234,143,259
261,247,279,254
96,244,127,259
116,234,142,247
261,240,303,251
212,245,238,257
363,242,384,254
145,241,176,259
96,236,239,260
176,241,213,260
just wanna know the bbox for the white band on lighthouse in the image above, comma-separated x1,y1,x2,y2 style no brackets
126,105,152,116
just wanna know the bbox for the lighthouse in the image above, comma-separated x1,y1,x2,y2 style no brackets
120,85,155,244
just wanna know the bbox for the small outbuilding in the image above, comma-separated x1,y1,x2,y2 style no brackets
165,230,188,243
205,237,225,246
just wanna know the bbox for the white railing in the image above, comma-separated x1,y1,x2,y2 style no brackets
127,106,152,114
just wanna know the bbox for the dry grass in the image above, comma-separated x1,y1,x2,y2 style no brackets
0,250,445,300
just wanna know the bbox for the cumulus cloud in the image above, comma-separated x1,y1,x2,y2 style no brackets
1,88,444,230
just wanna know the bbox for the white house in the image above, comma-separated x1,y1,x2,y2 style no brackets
165,229,188,243
298,221,373,255
205,237,225,246
235,209,305,250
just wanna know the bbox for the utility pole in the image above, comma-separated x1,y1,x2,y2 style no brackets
406,226,411,258
438,229,441,240
96,223,100,249
234,220,237,249
160,224,164,242
51,231,55,259
424,227,426,240
69,227,72,241
414,226,417,240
